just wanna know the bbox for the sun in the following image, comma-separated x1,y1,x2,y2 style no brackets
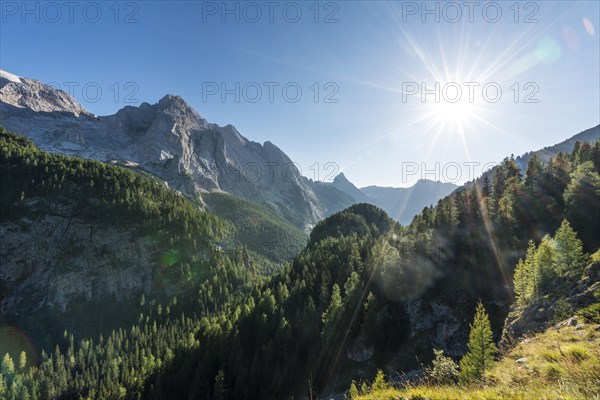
428,98,477,136
403,80,486,142
433,100,474,124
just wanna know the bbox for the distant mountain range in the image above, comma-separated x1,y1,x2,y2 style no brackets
331,173,458,225
1,69,597,229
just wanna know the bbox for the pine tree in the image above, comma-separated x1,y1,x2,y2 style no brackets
1,353,14,375
459,301,497,382
361,292,381,342
513,258,530,306
481,175,491,197
553,219,584,274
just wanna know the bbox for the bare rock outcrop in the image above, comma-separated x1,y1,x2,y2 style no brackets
0,198,157,315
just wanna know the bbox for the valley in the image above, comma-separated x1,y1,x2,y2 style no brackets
1,3,599,397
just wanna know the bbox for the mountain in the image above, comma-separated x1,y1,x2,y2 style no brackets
465,125,600,190
330,172,373,203
0,70,355,231
361,180,458,225
329,173,458,225
0,70,92,117
515,124,600,169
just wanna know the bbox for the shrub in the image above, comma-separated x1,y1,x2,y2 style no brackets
576,303,600,323
427,349,459,385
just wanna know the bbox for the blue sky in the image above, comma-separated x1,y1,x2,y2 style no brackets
1,1,599,187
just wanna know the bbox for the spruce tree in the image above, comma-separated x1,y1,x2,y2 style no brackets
459,301,497,382
513,259,530,306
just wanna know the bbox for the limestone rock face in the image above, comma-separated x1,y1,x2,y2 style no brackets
0,198,156,315
404,294,470,358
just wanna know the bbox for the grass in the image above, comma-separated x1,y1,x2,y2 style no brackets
354,321,600,400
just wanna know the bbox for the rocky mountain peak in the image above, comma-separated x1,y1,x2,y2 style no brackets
157,94,204,118
333,172,350,183
0,69,92,117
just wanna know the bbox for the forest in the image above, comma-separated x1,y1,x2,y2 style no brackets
0,125,599,399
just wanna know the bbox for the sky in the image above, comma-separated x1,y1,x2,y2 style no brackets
1,0,599,187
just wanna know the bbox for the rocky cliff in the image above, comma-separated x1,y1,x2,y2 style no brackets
0,197,158,315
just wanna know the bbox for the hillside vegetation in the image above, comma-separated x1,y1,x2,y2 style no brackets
353,321,600,400
204,192,307,273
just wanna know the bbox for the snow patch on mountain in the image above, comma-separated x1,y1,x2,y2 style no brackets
0,71,92,117
0,70,22,83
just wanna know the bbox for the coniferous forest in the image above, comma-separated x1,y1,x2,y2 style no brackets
1,124,599,399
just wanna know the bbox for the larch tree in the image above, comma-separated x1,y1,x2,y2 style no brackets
534,235,557,292
321,284,342,340
459,300,497,382
553,219,585,274
513,240,536,305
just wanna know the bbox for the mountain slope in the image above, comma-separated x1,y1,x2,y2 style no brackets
465,125,600,191
355,318,600,400
515,124,600,169
0,126,227,315
355,255,600,400
203,192,307,272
